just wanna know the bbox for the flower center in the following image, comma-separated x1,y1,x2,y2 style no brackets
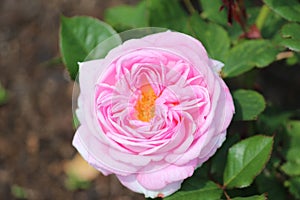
135,84,157,122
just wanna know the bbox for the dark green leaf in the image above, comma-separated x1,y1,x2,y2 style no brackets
222,40,279,78
189,14,230,61
286,177,300,199
104,1,148,31
257,108,292,134
259,8,286,40
281,23,300,52
148,0,188,31
256,172,287,200
286,120,300,146
223,135,273,188
281,159,300,176
281,121,300,176
263,0,300,22
232,90,266,121
199,0,227,26
164,180,222,200
231,194,267,200
59,16,121,80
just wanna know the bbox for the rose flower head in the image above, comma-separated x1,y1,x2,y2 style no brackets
73,31,234,198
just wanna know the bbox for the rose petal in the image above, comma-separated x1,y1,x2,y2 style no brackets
117,174,182,198
136,160,196,190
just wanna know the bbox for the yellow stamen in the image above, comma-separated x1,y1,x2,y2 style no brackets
135,84,157,122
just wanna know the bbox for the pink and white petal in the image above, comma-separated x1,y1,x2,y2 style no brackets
210,59,224,74
142,31,210,66
73,125,139,176
136,161,196,190
198,131,226,164
78,59,106,98
117,174,182,198
108,144,166,166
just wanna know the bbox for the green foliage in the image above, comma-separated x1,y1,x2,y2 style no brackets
223,135,273,188
287,177,300,199
231,195,267,200
281,121,300,175
256,173,286,200
164,180,222,200
232,90,266,121
281,23,300,52
263,0,300,22
104,1,148,31
147,0,188,31
59,16,120,80
222,40,279,77
199,0,227,26
189,14,230,61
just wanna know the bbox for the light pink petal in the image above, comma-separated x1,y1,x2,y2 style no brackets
78,59,105,98
136,161,196,190
73,125,140,176
117,174,182,198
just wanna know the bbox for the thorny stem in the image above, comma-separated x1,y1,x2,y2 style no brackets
255,5,270,30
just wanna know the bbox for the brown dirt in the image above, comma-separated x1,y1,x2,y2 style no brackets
0,0,144,199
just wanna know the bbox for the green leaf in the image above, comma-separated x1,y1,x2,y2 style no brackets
164,180,222,200
223,135,273,188
222,40,279,78
199,0,227,26
259,8,286,39
286,120,300,146
104,1,148,31
59,16,121,80
281,120,300,176
281,159,300,176
281,23,300,52
263,0,300,22
232,90,266,121
256,173,286,200
189,14,230,61
286,177,300,199
257,108,292,134
148,0,188,31
231,194,267,200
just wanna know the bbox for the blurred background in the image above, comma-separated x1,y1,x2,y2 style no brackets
0,0,144,199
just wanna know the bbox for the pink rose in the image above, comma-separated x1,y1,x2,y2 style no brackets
73,31,234,198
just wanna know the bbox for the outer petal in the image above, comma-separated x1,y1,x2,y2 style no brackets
103,31,210,76
136,160,197,190
117,174,182,198
78,59,106,98
73,125,139,176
